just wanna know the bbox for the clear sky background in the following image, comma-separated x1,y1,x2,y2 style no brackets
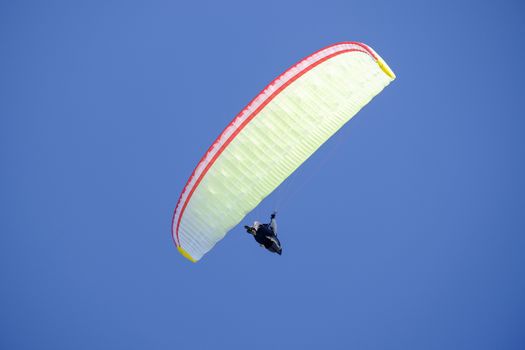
1,1,524,349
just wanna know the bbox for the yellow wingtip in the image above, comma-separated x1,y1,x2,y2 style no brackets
377,58,396,80
177,246,197,263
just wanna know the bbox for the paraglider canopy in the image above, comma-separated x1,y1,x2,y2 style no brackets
172,42,395,262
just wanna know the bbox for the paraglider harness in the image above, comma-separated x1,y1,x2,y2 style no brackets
245,213,282,255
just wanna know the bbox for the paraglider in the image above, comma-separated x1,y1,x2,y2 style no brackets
244,212,281,255
172,42,396,262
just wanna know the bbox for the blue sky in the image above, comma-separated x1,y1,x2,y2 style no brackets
1,1,524,349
